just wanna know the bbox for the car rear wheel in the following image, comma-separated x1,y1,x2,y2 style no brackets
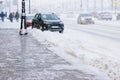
77,20,80,24
41,26,45,32
37,25,41,29
32,23,34,29
80,22,83,24
92,21,95,24
59,30,64,33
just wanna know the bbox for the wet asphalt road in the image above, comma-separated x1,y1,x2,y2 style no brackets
0,29,101,80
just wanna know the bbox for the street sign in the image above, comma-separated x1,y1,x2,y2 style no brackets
114,0,119,6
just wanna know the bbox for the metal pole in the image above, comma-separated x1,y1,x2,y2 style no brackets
17,0,18,11
87,0,89,11
9,0,11,13
61,0,64,13
115,6,117,15
94,0,96,11
19,0,27,35
101,0,103,11
81,0,82,11
111,0,113,11
29,0,31,14
5,0,7,12
114,0,118,16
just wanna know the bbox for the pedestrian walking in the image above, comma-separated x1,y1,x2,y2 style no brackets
9,13,14,22
15,11,20,22
13,12,16,19
1,11,5,22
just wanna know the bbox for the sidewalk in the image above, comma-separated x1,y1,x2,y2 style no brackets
0,29,108,80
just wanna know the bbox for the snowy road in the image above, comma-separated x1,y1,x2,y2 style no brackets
64,19,120,41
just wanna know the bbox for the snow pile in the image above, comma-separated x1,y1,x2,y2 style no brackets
30,19,120,80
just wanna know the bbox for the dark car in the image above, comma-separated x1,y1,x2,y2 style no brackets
32,13,64,33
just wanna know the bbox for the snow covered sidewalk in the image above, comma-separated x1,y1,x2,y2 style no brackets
30,19,120,80
1,18,118,80
0,21,110,80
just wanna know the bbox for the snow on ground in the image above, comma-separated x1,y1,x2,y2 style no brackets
30,16,120,80
30,29,111,80
1,17,120,80
0,18,20,29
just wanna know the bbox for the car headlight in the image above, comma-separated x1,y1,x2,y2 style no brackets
59,21,63,24
92,18,95,21
44,21,49,24
81,18,85,21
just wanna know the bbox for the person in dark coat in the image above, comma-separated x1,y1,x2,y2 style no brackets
1,12,5,22
9,13,14,22
15,11,19,22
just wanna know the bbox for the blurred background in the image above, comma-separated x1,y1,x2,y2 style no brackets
0,0,120,14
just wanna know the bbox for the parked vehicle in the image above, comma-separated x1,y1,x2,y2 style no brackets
117,13,120,20
91,12,98,18
32,13,64,33
97,12,112,20
77,13,95,24
26,14,34,27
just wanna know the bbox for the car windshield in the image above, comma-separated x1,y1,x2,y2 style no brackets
81,14,92,17
99,12,111,15
26,16,34,20
41,14,59,20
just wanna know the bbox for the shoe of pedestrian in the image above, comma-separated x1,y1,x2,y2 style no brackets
24,33,28,35
19,31,23,35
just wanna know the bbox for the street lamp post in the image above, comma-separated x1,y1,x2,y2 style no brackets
80,0,83,11
111,0,114,11
94,0,96,11
101,0,103,11
19,0,27,35
17,0,18,11
29,0,31,14
87,0,89,11
9,0,11,13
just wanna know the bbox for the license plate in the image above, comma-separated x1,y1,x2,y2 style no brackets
52,26,59,28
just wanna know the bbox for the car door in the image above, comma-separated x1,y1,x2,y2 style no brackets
38,14,43,26
32,14,37,23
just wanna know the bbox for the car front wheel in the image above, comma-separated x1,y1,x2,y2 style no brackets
41,26,45,32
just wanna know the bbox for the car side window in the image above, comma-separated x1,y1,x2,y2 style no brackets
37,14,41,20
34,14,38,19
79,15,81,18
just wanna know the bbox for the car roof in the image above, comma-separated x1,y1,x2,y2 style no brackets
35,13,55,15
79,12,92,14
79,13,92,16
26,14,35,16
